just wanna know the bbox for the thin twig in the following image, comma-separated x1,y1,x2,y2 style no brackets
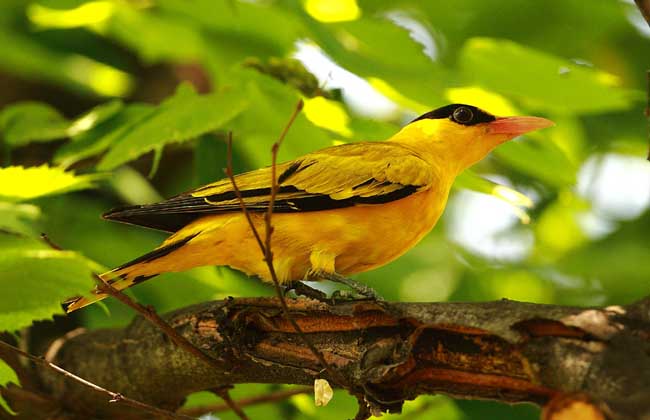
40,233,62,250
0,341,192,420
211,387,250,420
41,234,248,419
223,102,350,391
224,135,265,253
178,387,311,417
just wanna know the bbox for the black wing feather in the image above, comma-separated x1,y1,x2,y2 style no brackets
103,184,418,233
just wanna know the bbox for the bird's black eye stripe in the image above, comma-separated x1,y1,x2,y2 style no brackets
452,106,473,124
410,104,496,126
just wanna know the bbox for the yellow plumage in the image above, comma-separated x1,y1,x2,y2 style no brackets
63,104,552,312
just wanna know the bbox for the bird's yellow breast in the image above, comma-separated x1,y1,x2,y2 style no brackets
326,185,450,275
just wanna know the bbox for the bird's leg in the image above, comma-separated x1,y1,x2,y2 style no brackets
309,270,384,301
283,280,328,302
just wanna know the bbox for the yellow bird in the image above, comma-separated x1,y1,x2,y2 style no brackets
63,104,553,312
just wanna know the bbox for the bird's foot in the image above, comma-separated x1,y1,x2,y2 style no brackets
284,281,328,302
307,270,384,302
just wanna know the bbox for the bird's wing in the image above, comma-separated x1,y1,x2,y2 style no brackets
103,142,435,232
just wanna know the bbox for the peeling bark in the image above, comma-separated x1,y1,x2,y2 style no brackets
2,297,650,419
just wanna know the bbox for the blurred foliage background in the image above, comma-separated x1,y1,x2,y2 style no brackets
1,0,650,418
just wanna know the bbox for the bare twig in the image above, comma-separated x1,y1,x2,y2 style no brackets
178,387,311,417
39,233,62,250
224,135,265,253
211,387,250,420
0,340,191,420
223,102,350,392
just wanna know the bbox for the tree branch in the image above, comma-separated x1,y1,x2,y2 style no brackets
3,297,650,419
0,341,191,419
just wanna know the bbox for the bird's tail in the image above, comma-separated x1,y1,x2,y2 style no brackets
62,234,197,313
61,269,154,313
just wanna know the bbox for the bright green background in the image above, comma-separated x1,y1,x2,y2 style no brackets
1,0,649,418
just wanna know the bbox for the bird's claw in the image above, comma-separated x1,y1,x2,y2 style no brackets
306,270,385,302
284,281,329,302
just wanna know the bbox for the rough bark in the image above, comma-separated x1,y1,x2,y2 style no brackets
2,296,650,419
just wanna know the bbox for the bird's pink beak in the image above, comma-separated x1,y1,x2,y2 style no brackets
488,116,555,136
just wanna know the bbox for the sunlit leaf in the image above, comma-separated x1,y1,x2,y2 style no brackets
0,28,133,97
455,171,532,223
229,70,333,167
303,97,352,137
66,99,124,137
301,11,449,106
445,86,518,116
97,84,248,170
0,165,102,202
27,1,115,29
0,359,19,414
367,77,427,113
459,37,638,114
304,0,361,23
455,171,533,208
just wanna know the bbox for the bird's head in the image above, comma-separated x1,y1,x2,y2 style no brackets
393,104,554,173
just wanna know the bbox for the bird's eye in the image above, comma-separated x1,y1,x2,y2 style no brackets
452,107,474,124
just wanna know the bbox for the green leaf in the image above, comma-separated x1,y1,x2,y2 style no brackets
159,0,302,67
97,84,248,170
229,69,334,167
459,37,639,114
66,99,124,137
0,100,124,149
106,4,205,64
0,102,69,147
455,171,533,208
0,358,19,415
0,165,103,202
0,241,99,332
54,104,155,168
0,201,41,236
0,27,133,98
300,11,450,107
558,212,650,303
494,135,577,187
